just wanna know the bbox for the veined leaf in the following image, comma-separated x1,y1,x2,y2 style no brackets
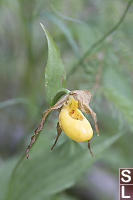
5,123,123,200
102,66,133,129
40,24,66,105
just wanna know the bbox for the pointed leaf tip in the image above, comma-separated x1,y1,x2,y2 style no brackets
41,25,66,105
40,23,45,31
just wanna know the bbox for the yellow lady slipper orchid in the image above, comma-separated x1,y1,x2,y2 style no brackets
59,97,93,142
26,90,99,159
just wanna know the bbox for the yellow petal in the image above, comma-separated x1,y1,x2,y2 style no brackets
59,107,93,142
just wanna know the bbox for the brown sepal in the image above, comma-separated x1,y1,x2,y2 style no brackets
26,94,69,159
70,90,99,136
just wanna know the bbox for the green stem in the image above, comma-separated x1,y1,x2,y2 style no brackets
19,1,35,94
67,0,133,78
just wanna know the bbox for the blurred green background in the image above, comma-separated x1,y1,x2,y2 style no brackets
0,0,133,200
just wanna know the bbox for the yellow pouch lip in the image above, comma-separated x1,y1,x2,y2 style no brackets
59,107,93,142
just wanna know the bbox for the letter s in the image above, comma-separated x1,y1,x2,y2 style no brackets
121,170,131,183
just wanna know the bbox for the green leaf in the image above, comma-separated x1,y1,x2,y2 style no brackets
0,98,29,109
40,23,66,105
41,11,79,56
0,158,18,200
72,23,101,54
102,66,133,129
5,122,123,200
51,193,77,200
